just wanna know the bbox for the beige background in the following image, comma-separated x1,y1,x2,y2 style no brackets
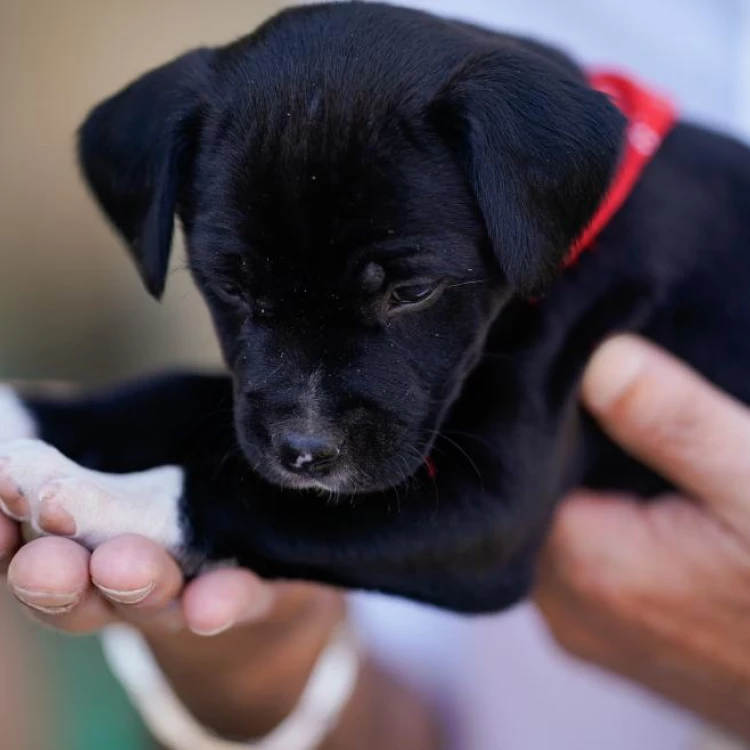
0,6,305,743
0,0,309,383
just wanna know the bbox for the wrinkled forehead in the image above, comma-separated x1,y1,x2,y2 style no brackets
197,91,479,248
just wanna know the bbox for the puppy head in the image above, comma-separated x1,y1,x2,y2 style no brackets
78,4,624,493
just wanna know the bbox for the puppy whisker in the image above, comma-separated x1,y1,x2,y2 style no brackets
434,433,484,487
441,429,499,455
445,278,488,289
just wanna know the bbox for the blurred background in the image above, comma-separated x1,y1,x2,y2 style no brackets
1,1,749,748
0,0,297,385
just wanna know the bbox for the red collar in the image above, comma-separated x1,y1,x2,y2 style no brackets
566,71,677,264
425,72,677,482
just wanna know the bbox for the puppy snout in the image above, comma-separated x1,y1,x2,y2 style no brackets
274,432,341,476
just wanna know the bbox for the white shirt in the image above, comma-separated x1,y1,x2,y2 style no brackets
353,2,750,748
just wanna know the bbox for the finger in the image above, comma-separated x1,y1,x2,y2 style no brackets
7,537,114,633
582,335,750,522
0,516,20,573
183,568,275,636
538,491,657,594
90,535,185,632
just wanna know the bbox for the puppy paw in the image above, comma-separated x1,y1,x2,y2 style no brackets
0,386,36,443
0,439,185,553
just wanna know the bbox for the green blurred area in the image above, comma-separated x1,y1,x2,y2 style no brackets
40,631,151,750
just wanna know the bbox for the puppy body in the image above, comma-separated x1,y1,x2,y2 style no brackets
2,4,750,612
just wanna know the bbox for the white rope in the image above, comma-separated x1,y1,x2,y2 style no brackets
100,622,359,750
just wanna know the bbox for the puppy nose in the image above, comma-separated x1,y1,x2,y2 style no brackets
276,433,341,476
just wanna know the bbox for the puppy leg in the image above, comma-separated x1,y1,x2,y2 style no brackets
0,375,237,569
0,439,185,554
10,374,235,474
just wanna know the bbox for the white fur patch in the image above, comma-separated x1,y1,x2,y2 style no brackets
0,439,185,553
0,386,37,443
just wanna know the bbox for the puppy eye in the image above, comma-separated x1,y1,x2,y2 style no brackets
388,281,444,312
216,280,247,303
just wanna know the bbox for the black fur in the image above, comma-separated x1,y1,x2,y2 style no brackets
23,2,750,612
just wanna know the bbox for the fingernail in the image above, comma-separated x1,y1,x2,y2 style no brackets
0,497,27,523
191,619,235,637
94,581,154,605
582,335,651,413
31,602,80,615
190,586,275,637
12,586,81,612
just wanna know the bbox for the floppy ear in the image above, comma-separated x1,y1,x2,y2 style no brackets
430,48,626,295
78,49,213,298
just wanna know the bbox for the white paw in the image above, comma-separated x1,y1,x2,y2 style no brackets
0,386,36,443
0,439,185,552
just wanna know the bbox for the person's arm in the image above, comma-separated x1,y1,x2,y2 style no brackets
535,335,750,741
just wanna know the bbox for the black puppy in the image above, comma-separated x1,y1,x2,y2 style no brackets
1,2,749,613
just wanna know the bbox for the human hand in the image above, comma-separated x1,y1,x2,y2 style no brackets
0,523,344,740
535,335,750,740
0,376,442,749
0,380,346,740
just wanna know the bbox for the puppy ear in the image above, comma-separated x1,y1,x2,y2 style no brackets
78,49,213,298
430,49,625,295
